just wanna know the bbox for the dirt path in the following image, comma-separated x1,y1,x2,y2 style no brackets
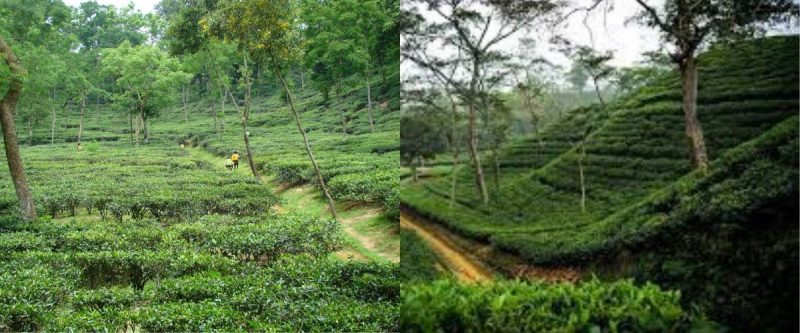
341,209,400,263
400,212,493,283
188,148,399,264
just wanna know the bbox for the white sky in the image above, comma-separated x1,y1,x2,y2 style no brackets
543,0,663,67
62,0,158,13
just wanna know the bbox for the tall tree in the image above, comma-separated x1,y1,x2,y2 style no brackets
101,41,191,145
631,0,797,171
0,37,36,221
403,0,560,204
203,0,341,219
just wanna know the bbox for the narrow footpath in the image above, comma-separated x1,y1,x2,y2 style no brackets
400,212,493,282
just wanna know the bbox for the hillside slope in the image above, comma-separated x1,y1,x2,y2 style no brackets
401,36,799,330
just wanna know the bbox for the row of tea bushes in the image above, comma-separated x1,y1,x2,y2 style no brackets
401,279,719,332
1,255,399,332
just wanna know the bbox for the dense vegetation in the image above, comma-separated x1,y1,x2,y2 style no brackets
401,36,798,330
0,0,399,330
402,279,719,332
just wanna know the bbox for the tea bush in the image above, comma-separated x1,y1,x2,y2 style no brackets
401,279,718,332
402,36,798,330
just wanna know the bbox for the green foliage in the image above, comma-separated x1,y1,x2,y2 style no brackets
403,36,799,331
402,279,718,332
101,41,192,119
399,230,445,282
0,266,80,331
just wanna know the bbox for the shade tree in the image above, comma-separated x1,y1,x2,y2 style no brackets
101,41,191,145
629,0,798,171
201,0,341,219
402,0,561,205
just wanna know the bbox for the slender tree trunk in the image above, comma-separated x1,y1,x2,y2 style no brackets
128,113,133,142
220,86,226,133
275,66,339,221
445,93,460,207
592,76,605,108
27,118,32,146
335,77,347,135
467,62,489,204
492,147,500,193
578,143,586,213
299,68,305,90
365,69,375,133
182,85,189,124
204,47,259,180
241,55,260,180
210,81,219,138
412,164,418,183
63,102,68,130
77,95,85,145
50,103,56,145
142,112,149,144
680,57,708,172
134,109,141,146
95,90,100,121
0,36,36,220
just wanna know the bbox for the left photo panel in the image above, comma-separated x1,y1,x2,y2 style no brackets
0,0,400,331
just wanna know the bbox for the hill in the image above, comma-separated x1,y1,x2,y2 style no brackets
0,60,401,331
401,35,799,330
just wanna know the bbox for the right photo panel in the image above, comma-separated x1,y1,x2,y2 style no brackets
400,0,800,331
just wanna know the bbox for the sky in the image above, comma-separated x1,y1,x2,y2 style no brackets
62,0,158,13
401,0,666,88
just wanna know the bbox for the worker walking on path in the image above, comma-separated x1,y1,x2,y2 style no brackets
231,150,240,170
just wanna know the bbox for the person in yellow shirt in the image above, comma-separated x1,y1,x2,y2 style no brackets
231,151,240,170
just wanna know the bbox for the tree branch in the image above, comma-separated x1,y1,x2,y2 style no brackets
633,0,674,36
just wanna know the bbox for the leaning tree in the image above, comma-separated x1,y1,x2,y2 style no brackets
202,0,342,220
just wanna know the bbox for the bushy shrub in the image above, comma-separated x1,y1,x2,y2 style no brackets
401,279,718,332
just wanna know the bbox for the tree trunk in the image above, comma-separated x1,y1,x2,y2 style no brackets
182,85,188,124
95,90,100,121
467,62,489,204
275,66,339,221
211,82,219,138
578,143,586,214
134,109,141,146
142,112,149,144
300,68,305,90
241,56,260,180
27,118,32,146
447,93,460,207
77,95,85,144
592,75,605,108
0,36,36,221
412,164,418,183
365,70,375,133
128,113,133,142
492,147,500,193
680,57,709,172
50,102,56,145
219,86,226,133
